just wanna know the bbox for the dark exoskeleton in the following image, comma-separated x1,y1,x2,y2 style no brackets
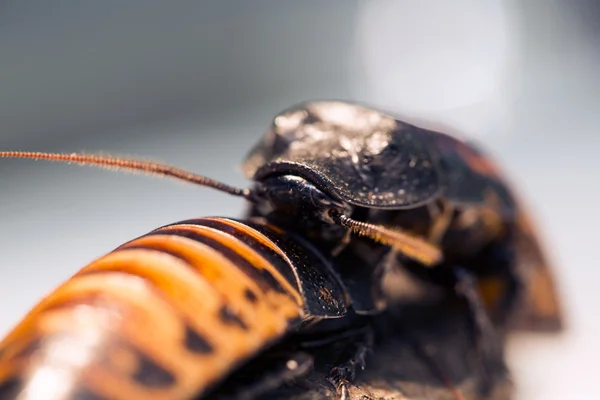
0,101,562,400
236,101,562,398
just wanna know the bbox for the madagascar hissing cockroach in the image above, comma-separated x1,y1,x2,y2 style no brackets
0,100,562,400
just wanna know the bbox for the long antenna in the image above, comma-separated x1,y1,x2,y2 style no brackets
0,151,252,199
329,210,443,266
1,151,443,266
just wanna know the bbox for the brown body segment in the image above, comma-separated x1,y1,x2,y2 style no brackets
508,209,563,331
0,218,306,400
423,130,563,330
448,136,563,330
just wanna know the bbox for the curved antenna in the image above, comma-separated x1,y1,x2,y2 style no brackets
329,210,442,266
2,151,442,266
0,151,253,200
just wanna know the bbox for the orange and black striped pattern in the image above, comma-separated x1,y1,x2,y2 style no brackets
0,217,313,400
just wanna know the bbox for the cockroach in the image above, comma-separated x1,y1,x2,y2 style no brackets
0,101,562,400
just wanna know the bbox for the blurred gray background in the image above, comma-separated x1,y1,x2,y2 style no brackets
1,1,598,399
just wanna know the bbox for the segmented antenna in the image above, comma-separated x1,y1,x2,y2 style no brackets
1,151,443,266
0,151,252,199
330,210,443,266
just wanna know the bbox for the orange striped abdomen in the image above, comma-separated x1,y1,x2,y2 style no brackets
0,218,309,400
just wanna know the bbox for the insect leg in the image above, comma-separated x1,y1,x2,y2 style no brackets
492,246,524,328
330,228,353,257
427,200,454,245
474,240,525,327
326,327,375,400
453,266,506,396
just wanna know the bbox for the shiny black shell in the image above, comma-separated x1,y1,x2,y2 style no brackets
243,101,441,209
431,131,516,217
242,100,516,216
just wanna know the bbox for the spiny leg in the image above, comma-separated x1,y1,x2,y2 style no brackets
453,266,505,396
326,327,375,400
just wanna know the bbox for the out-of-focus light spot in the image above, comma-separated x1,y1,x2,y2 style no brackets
21,366,72,400
354,0,517,137
19,305,114,400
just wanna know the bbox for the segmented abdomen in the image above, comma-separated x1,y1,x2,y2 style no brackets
0,218,306,400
